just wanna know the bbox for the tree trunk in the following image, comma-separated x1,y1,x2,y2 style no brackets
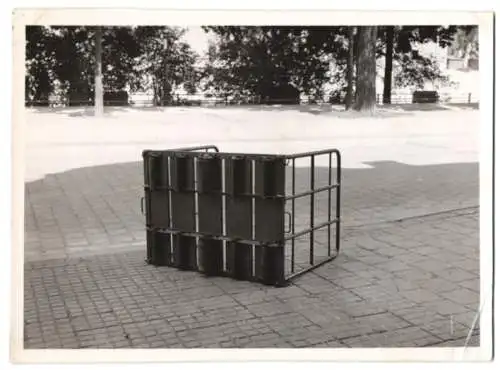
463,42,472,69
94,26,104,116
345,27,355,110
354,26,378,112
383,26,394,105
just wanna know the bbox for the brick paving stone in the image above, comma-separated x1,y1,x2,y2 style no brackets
439,288,480,306
433,334,480,348
28,209,482,349
399,289,444,304
342,326,442,348
327,275,379,290
312,340,347,348
419,319,472,342
415,278,460,294
448,311,480,330
427,299,474,317
24,132,481,349
433,268,478,283
322,312,412,341
288,300,351,327
374,278,421,293
245,299,295,317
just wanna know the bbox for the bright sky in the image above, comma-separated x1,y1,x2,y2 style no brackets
181,26,212,56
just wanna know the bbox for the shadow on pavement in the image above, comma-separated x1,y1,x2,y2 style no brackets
210,103,479,117
26,102,479,119
24,159,479,263
27,106,168,117
22,159,482,350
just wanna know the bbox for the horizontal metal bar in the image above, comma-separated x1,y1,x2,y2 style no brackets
143,185,169,191
172,145,220,153
284,148,341,160
149,218,338,245
220,191,284,199
146,228,283,247
284,184,339,201
162,150,288,160
143,186,285,198
144,147,341,164
285,254,339,282
142,146,219,159
283,219,339,241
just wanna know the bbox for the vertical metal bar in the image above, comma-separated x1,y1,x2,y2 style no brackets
164,153,171,263
251,159,256,277
328,152,332,256
194,157,199,234
162,153,172,226
291,158,296,273
222,158,227,271
167,156,173,261
309,155,315,265
335,152,341,253
193,157,197,237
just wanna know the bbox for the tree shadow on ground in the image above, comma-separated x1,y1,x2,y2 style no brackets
25,159,480,220
26,102,479,119
236,103,479,117
380,102,479,112
24,157,479,264
26,106,167,117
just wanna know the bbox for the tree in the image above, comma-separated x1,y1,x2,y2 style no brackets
382,26,394,104
393,52,449,89
50,27,94,106
94,26,103,115
25,26,58,105
354,26,378,112
202,26,346,103
101,27,142,91
203,25,459,108
447,26,479,69
345,27,355,110
25,25,469,109
26,26,142,106
380,26,460,103
25,26,198,107
132,26,198,105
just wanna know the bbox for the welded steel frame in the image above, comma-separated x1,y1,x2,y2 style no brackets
282,149,341,283
142,145,341,286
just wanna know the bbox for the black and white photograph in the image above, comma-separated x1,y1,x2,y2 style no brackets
9,8,494,363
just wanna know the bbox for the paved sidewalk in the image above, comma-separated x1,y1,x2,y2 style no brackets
22,108,481,349
24,161,479,263
24,207,479,348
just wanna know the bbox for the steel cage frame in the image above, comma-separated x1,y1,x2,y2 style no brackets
142,145,341,286
282,149,341,282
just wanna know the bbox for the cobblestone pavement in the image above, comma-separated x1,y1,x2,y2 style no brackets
23,108,481,349
24,207,479,349
24,161,478,263
23,159,480,348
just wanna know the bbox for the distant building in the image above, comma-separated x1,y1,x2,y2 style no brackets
373,40,479,104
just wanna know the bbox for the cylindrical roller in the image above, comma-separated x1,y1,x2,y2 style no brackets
254,243,285,286
171,155,195,192
172,234,198,270
198,237,224,276
228,157,252,196
150,229,172,266
226,242,253,281
146,229,172,266
197,156,222,193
